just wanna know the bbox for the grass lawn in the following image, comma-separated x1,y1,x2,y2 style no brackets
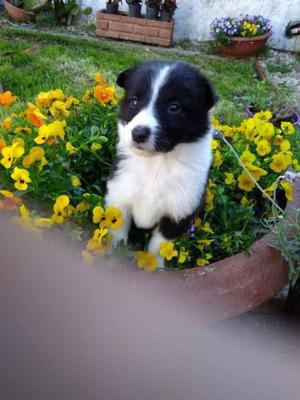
0,26,299,159
0,26,279,125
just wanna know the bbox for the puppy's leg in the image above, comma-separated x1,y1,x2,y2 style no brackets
148,216,192,269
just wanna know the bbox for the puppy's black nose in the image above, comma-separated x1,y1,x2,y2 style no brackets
132,126,150,143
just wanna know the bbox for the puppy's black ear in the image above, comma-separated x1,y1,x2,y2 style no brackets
203,79,218,110
197,73,218,110
116,66,138,89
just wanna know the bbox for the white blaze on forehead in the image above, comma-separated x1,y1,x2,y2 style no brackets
149,65,172,109
120,65,172,151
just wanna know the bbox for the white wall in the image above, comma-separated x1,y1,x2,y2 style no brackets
81,0,300,51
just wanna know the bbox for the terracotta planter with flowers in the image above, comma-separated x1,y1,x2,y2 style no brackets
211,15,272,58
130,179,300,322
4,0,35,23
219,31,272,58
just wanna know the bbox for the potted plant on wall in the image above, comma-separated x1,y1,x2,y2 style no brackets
126,0,142,18
106,0,122,15
161,0,177,22
211,15,272,58
145,0,161,20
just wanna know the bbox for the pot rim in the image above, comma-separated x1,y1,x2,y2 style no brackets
227,31,272,43
3,0,35,16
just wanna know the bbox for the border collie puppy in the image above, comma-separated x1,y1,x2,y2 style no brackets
105,60,217,265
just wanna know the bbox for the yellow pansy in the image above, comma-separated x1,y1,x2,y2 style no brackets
292,159,300,171
51,194,70,224
274,135,284,146
211,139,219,150
76,201,89,213
159,241,178,261
2,117,13,130
245,163,267,181
280,121,294,135
257,122,274,140
35,120,66,144
65,96,79,109
202,222,214,234
49,100,69,118
256,139,271,156
1,142,25,169
238,172,255,192
280,140,291,152
211,115,221,129
11,167,31,191
66,142,77,154
224,172,235,185
94,72,109,86
213,149,223,167
93,206,105,224
14,127,32,135
254,111,272,122
93,226,109,243
240,196,252,207
178,248,189,264
196,239,214,251
135,251,158,272
0,138,6,151
269,152,292,173
102,206,123,230
280,181,294,202
196,253,213,267
222,126,235,138
0,189,14,198
91,143,102,152
23,146,47,169
71,175,81,187
240,118,256,140
82,89,91,102
35,89,65,108
264,181,277,197
205,187,214,211
240,148,256,164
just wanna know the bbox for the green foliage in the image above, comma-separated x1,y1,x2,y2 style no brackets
264,208,300,285
52,0,92,25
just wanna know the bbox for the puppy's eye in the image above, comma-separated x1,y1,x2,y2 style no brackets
168,102,181,113
129,97,139,109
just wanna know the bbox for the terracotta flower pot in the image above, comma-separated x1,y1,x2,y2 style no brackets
127,179,300,322
4,0,35,23
219,31,272,58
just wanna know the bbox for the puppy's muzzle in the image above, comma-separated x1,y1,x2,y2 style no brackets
132,126,150,144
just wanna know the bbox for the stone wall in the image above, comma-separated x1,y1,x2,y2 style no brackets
80,0,300,51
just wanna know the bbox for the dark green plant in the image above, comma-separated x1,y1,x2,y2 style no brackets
107,0,122,4
146,0,161,10
52,0,92,26
126,0,142,5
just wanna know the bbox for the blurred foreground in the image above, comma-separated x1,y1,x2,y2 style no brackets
0,218,299,400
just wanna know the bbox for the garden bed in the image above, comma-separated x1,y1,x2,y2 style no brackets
95,11,174,47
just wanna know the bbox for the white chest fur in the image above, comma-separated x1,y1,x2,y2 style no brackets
106,133,212,229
